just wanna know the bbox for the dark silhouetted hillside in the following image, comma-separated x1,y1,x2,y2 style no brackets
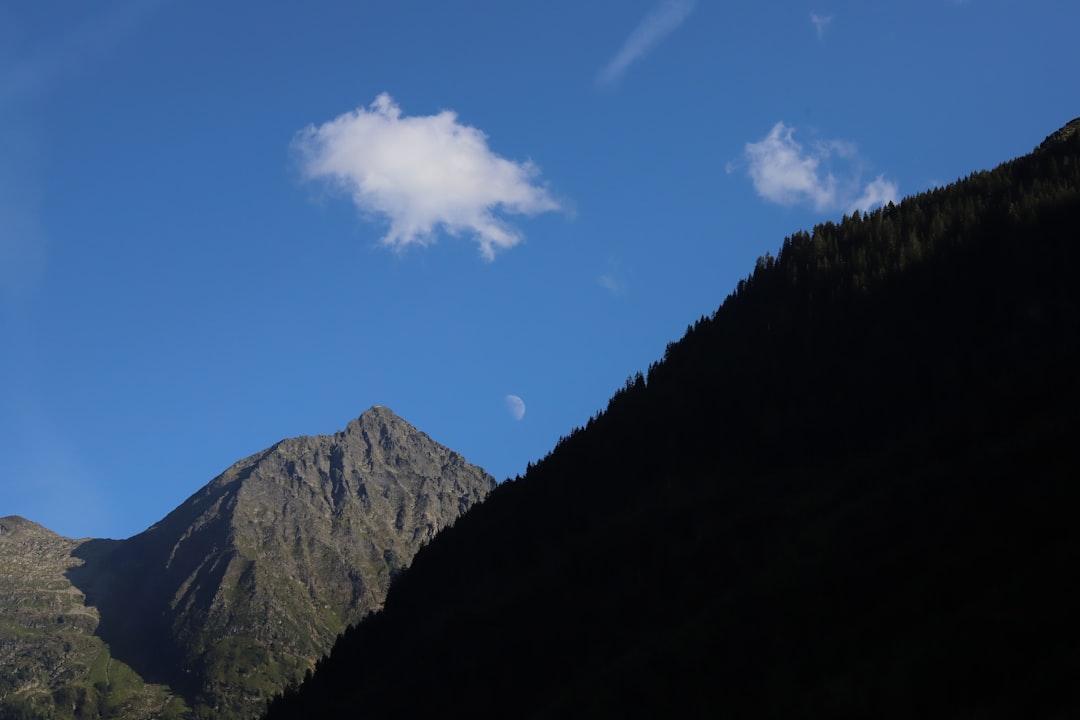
265,120,1080,719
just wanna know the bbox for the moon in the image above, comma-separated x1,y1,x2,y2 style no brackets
505,394,526,421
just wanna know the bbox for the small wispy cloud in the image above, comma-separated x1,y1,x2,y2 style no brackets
598,274,622,295
851,176,900,214
810,13,832,40
744,123,838,211
597,258,627,296
742,122,898,214
597,0,697,85
294,93,560,261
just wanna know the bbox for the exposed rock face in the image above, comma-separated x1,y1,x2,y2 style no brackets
0,518,180,718
0,518,96,693
2,407,496,719
1037,117,1080,150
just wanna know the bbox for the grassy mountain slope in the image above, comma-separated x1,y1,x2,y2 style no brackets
1,407,495,720
0,518,187,720
264,120,1080,718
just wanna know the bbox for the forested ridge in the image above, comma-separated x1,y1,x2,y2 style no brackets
264,121,1080,718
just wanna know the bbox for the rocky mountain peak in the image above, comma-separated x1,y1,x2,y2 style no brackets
0,515,37,536
342,405,422,446
1,408,496,719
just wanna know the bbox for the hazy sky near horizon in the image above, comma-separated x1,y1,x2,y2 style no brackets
2,0,1076,539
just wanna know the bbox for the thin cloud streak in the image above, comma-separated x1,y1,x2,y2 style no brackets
294,94,560,260
598,274,623,296
810,13,832,40
597,0,697,85
743,122,898,214
597,257,627,296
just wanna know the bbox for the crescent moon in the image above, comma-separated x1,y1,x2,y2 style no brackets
505,394,526,421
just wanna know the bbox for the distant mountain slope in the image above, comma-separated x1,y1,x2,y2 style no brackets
0,517,185,719
264,121,1080,718
1,407,495,720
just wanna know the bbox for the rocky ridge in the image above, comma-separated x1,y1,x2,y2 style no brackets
0,406,495,719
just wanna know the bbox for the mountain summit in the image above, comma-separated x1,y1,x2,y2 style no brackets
1,407,495,719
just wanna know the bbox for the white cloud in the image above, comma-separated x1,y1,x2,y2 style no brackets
743,122,898,214
294,93,560,260
850,175,899,214
810,13,832,40
745,123,838,211
597,0,697,85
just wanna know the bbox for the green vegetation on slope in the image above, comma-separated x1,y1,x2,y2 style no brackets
264,120,1080,718
0,518,188,720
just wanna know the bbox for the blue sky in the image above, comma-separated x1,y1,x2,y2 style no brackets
2,0,1076,539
